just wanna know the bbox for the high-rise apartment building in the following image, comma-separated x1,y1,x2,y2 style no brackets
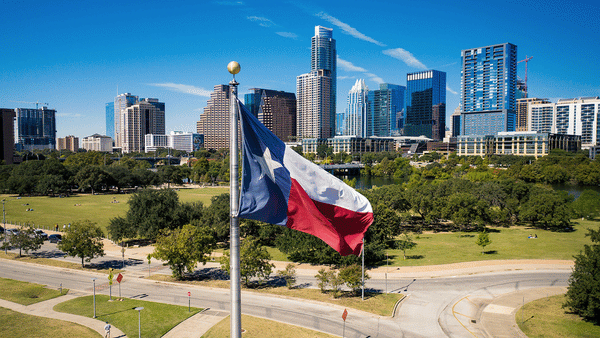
404,70,446,140
1,108,16,164
245,88,297,142
145,131,203,153
297,26,336,140
81,134,113,152
516,98,550,131
56,135,79,152
343,79,369,137
105,102,114,139
460,43,517,135
530,97,600,148
368,83,406,137
197,85,231,150
15,106,56,151
114,93,139,147
120,98,165,153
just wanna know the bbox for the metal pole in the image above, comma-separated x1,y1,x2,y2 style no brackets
362,237,365,301
386,252,388,294
228,61,241,338
92,278,96,318
3,199,6,255
134,307,144,338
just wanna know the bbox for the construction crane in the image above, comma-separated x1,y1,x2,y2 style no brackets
517,56,533,92
10,100,49,109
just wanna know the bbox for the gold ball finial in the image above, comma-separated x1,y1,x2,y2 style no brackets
227,61,241,75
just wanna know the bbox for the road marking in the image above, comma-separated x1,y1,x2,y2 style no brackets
452,295,479,337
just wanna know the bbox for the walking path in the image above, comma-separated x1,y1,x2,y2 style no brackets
0,292,127,338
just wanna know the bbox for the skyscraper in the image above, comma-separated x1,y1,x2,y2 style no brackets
56,135,79,152
197,85,231,150
114,93,139,148
516,97,550,131
460,43,517,135
1,108,15,164
404,70,446,140
245,88,297,142
120,98,165,153
343,79,369,137
105,102,114,139
297,26,336,140
15,106,56,151
368,83,406,137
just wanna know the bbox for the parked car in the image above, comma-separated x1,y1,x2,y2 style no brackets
34,229,48,240
5,229,19,236
48,234,62,243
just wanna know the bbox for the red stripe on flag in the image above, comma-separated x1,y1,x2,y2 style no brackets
286,178,373,256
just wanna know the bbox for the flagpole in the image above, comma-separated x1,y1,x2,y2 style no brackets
362,237,365,301
228,61,242,338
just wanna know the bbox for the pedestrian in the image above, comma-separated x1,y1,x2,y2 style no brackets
104,322,111,338
55,224,59,232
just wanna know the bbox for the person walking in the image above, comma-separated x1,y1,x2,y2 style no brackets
104,322,111,338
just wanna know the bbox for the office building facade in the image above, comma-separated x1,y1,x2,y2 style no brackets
120,98,165,153
343,79,369,138
114,93,139,148
145,131,203,153
460,43,517,135
404,70,446,140
297,26,336,140
457,131,580,157
197,85,232,150
56,135,79,152
1,108,16,164
15,107,56,151
245,88,297,142
529,97,600,148
81,134,113,152
368,83,405,137
105,102,114,139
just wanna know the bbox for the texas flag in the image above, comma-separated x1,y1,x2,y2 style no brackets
237,99,373,256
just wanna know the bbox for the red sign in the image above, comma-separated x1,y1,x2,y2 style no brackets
116,273,123,283
342,309,348,321
187,291,191,297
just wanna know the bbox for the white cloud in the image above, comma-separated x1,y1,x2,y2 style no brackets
215,1,243,5
56,113,82,118
148,83,212,97
446,84,458,95
315,12,386,47
383,48,427,70
337,57,367,72
366,73,384,84
276,32,298,39
247,16,275,27
337,76,356,80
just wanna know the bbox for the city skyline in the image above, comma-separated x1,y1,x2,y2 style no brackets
1,0,599,139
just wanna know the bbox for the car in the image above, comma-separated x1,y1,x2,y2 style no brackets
34,229,48,240
5,229,19,236
48,234,62,243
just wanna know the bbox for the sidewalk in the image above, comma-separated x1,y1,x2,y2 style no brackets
162,309,229,338
0,292,127,338
479,286,567,338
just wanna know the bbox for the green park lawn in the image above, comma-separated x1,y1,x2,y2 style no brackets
202,314,338,338
54,295,201,338
0,187,228,234
517,294,600,337
0,307,100,338
0,277,66,305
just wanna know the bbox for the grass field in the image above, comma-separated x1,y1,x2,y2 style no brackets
202,314,337,338
0,187,228,234
0,307,101,338
517,294,600,337
0,277,66,305
54,295,201,338
148,274,403,317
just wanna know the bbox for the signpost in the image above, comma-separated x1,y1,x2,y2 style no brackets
187,291,191,312
342,308,348,338
116,273,123,299
108,268,114,301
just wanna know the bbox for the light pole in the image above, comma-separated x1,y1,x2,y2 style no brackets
91,278,97,318
134,307,144,338
3,199,7,254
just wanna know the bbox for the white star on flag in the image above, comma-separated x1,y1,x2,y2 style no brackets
257,146,282,182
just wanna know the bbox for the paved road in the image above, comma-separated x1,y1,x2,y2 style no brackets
0,257,570,337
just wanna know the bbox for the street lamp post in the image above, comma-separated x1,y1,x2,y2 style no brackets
2,199,7,254
91,278,97,318
134,307,144,338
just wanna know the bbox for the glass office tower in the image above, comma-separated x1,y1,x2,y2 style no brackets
105,102,114,139
404,70,446,140
15,107,56,151
368,83,405,137
460,43,517,135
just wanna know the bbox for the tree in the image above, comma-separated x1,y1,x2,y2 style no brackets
277,263,297,289
520,188,573,230
397,233,417,259
315,268,330,293
10,225,43,257
339,264,369,296
572,190,600,220
58,220,105,267
563,228,600,323
475,231,492,254
151,223,215,279
220,236,274,287
74,166,110,194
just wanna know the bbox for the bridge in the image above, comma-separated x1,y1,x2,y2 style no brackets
319,163,364,175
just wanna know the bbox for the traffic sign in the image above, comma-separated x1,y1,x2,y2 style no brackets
188,291,191,297
342,309,348,321
116,273,123,284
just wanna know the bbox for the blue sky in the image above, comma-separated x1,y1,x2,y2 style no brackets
1,0,599,139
